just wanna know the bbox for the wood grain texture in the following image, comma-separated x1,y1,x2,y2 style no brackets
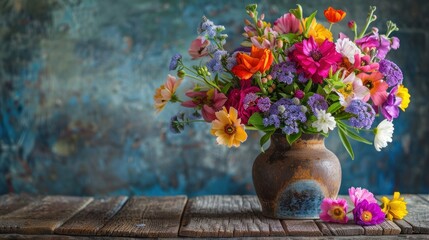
179,195,285,237
97,196,187,238
401,194,429,233
282,220,322,236
315,220,332,236
55,196,128,235
0,196,93,234
0,194,40,216
375,195,413,234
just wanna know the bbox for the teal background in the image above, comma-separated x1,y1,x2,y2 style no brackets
0,0,428,196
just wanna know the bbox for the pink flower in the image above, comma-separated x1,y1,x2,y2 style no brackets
348,187,378,207
290,37,342,84
188,37,210,60
320,198,348,223
225,81,260,124
354,54,379,72
353,200,385,226
181,89,227,122
250,27,278,49
273,13,301,34
358,72,388,106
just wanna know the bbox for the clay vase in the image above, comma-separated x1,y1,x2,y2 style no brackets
252,133,341,219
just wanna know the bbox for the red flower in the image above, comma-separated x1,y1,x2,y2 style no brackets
324,7,346,24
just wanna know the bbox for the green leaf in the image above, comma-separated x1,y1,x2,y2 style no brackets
248,112,276,131
260,130,275,152
328,93,340,101
304,80,312,93
334,112,353,120
304,11,318,36
316,85,325,95
286,131,302,145
337,123,372,145
221,82,232,94
279,33,299,43
338,127,354,160
327,102,342,114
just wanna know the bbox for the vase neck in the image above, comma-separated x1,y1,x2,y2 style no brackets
270,133,325,150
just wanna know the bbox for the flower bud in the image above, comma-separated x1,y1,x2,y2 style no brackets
347,20,355,29
260,13,265,20
244,19,252,26
261,77,268,84
267,74,272,81
300,105,308,113
276,39,283,49
292,97,300,105
249,12,254,18
294,89,305,99
257,20,263,28
177,69,186,78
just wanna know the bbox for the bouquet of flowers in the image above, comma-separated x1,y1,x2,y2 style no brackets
154,4,410,159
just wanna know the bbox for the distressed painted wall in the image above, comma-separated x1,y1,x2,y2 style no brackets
0,0,428,196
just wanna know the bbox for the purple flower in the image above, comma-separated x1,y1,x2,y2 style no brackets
298,73,308,83
353,200,385,226
355,28,399,60
294,90,305,99
391,37,400,49
243,93,259,110
379,59,403,87
308,94,328,114
257,97,271,112
169,53,182,70
206,50,227,73
381,86,402,121
345,100,375,129
271,61,297,85
263,98,306,134
226,52,238,70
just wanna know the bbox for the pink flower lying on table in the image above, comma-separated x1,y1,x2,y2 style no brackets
348,187,378,206
319,198,348,223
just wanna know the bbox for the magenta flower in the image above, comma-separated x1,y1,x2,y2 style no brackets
353,54,379,72
353,200,385,226
290,37,342,84
348,187,378,206
320,198,349,223
381,86,402,121
181,89,227,122
273,13,301,34
225,83,261,124
355,28,399,59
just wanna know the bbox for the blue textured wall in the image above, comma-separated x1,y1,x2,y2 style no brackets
0,0,428,196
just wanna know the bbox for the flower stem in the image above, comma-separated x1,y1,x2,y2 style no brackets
357,6,376,39
329,23,333,31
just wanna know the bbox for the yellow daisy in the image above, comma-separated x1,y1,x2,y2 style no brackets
380,192,408,220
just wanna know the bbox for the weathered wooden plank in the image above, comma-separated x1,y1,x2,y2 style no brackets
0,194,41,216
419,194,429,202
315,220,332,236
179,195,285,237
0,234,143,239
401,194,429,234
55,196,128,235
282,220,322,236
0,196,93,234
98,196,187,238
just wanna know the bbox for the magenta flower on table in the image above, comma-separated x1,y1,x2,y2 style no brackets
349,187,378,206
181,89,227,122
290,37,342,84
381,86,402,121
353,200,385,226
319,198,349,223
273,13,301,34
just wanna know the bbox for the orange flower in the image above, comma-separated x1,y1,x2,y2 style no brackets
231,45,273,80
153,74,182,112
324,7,346,24
358,72,388,106
210,107,248,148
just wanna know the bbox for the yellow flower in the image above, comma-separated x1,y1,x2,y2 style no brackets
210,107,248,148
153,74,182,113
380,192,408,220
304,18,333,45
396,85,410,111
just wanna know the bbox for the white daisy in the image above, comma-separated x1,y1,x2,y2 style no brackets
335,38,362,64
312,109,336,134
374,119,394,151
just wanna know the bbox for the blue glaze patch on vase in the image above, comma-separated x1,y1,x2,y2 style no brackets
277,180,325,219
252,133,341,219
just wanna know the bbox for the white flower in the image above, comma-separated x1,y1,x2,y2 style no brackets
374,119,394,151
312,109,336,134
335,38,362,64
336,72,370,107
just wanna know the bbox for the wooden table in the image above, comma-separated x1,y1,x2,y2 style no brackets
0,194,428,239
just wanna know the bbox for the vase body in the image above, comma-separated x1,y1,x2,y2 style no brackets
252,133,341,219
